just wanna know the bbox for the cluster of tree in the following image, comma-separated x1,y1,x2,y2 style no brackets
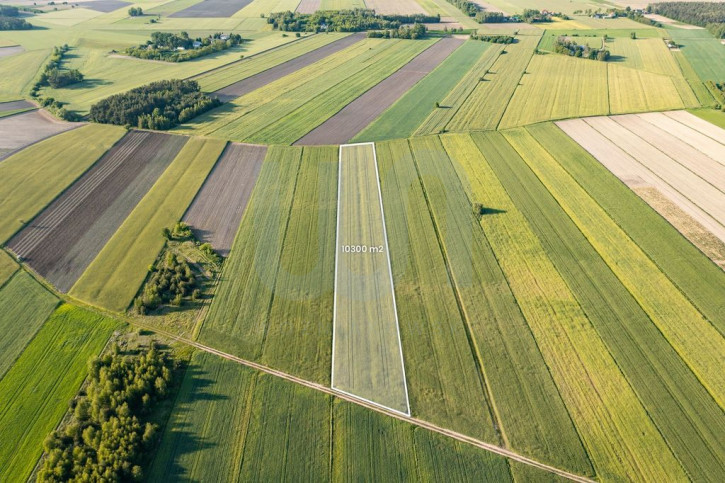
520,9,555,23
128,6,143,16
37,344,174,482
705,81,725,109
28,45,82,120
554,36,610,61
135,251,197,313
650,2,725,38
125,31,244,62
89,79,221,129
477,11,507,23
469,33,515,43
447,0,481,18
266,9,438,32
367,23,427,39
0,5,32,30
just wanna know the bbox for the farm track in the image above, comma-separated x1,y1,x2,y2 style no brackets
113,313,595,483
183,143,267,256
214,33,366,102
295,38,464,145
8,131,187,292
170,0,253,18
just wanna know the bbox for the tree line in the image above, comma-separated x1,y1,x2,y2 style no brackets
89,79,221,130
650,2,725,38
37,343,175,481
367,23,427,39
469,33,516,44
29,45,83,121
124,31,245,62
266,9,439,33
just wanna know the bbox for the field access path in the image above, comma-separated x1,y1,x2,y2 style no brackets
332,143,410,415
212,33,366,102
295,37,464,145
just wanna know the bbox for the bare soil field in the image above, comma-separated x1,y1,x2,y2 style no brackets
0,100,33,112
214,33,366,101
636,186,725,269
170,0,254,18
664,110,725,146
295,0,319,13
364,0,426,15
295,37,463,145
183,143,267,256
557,117,725,245
79,0,130,12
7,131,187,292
0,110,78,162
637,112,725,165
0,46,23,59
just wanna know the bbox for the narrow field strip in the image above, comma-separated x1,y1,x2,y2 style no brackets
296,0,320,13
530,122,725,347
0,124,125,244
296,38,463,145
260,146,338,384
170,0,253,18
478,125,725,481
0,272,58,379
557,118,725,247
0,250,18,287
375,139,499,442
8,132,188,292
235,0,302,17
353,41,491,143
504,127,725,409
664,110,725,143
70,137,227,312
183,143,267,256
408,136,594,477
200,146,304,361
332,143,409,415
0,305,119,482
458,132,692,481
212,33,364,101
638,112,725,164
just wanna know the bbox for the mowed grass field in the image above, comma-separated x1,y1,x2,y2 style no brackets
669,28,725,82
0,124,125,243
71,137,227,312
0,250,17,286
0,304,119,482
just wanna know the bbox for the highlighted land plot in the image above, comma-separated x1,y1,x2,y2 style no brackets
332,143,409,415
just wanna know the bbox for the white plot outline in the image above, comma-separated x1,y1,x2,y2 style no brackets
331,142,411,417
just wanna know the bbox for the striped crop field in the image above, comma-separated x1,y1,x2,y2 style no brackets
233,0,303,18
481,123,725,480
450,132,688,481
608,63,697,113
0,305,119,482
375,139,498,442
504,127,725,409
0,271,58,379
195,33,350,92
407,136,594,476
499,54,608,129
445,35,540,132
0,124,125,243
353,41,491,142
70,137,227,312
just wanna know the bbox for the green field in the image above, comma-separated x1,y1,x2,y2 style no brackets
0,304,119,482
70,137,226,312
0,272,58,379
0,124,125,243
0,250,17,287
333,143,407,413
669,28,725,82
353,41,491,142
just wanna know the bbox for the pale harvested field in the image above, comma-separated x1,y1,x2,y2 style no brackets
0,111,78,161
0,100,33,112
557,118,725,244
183,143,267,256
664,110,725,146
7,131,187,292
295,0,319,13
81,0,130,12
171,0,253,17
643,13,709,29
333,143,408,414
364,0,426,15
214,33,365,101
296,38,463,145
636,186,725,269
471,0,507,13
637,112,725,165
612,114,725,193
0,46,23,59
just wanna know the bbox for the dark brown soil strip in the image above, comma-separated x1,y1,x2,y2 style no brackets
170,0,253,18
82,0,130,13
295,37,464,146
183,143,267,256
213,33,367,101
8,131,188,292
